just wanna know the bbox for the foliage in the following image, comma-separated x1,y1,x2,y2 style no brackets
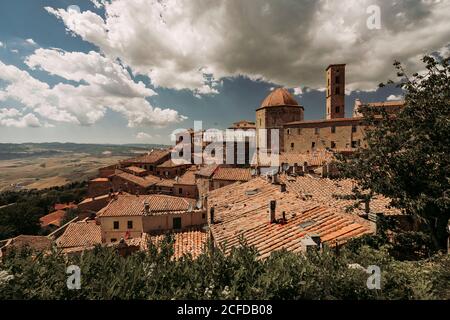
0,181,87,240
0,238,449,300
336,55,450,248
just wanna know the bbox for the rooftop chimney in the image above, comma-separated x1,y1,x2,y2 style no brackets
279,183,287,193
269,200,276,223
144,202,151,215
364,199,370,214
210,207,215,225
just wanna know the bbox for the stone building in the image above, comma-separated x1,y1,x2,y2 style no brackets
256,88,304,153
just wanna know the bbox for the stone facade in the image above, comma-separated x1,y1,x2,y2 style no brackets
284,118,367,153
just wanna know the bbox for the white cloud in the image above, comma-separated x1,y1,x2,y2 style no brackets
45,0,450,92
0,41,4,48
25,38,37,46
136,132,152,140
0,49,187,128
0,108,41,128
11,49,19,54
387,94,403,101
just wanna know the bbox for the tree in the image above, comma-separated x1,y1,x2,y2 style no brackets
336,55,450,248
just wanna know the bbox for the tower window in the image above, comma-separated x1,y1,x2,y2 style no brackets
335,87,340,95
335,76,340,84
297,128,302,135
335,106,340,113
287,129,291,135
331,126,336,133
315,128,320,135
311,142,316,149
331,141,336,148
291,143,295,149
352,125,357,133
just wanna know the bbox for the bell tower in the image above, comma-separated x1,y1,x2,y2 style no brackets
326,64,346,119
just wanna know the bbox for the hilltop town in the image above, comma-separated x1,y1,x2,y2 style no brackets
1,64,413,259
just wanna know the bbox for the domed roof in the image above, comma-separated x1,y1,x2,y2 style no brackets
259,88,299,109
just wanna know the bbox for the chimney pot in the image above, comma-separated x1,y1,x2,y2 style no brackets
269,200,276,223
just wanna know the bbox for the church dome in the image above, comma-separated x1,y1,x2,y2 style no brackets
259,88,299,109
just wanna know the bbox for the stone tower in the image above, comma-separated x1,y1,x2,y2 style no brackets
326,64,346,119
256,88,304,153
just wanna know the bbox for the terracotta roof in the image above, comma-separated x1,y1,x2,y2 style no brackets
56,220,101,249
146,228,208,259
195,164,219,178
1,235,53,254
155,179,175,188
212,167,252,181
122,149,170,164
54,202,77,211
207,177,375,258
280,175,401,216
115,171,161,188
259,88,301,109
229,120,256,130
125,166,147,174
40,210,66,227
175,170,197,185
90,178,110,182
157,159,191,168
98,194,198,217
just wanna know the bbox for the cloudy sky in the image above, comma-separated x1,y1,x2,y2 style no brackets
0,0,449,144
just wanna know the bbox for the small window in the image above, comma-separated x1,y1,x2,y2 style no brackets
297,128,301,135
311,142,316,148
111,238,117,243
173,217,182,230
315,128,320,135
335,76,340,84
335,87,340,95
331,126,336,133
113,221,119,230
287,129,291,135
335,106,340,113
352,125,357,133
331,141,336,149
179,188,182,194
127,221,133,229
290,143,294,149
202,213,206,219
351,141,357,148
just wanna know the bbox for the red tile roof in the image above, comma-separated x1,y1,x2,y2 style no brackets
40,210,66,227
125,166,147,174
122,149,170,164
1,235,53,255
146,228,208,259
54,202,77,211
157,159,191,168
207,176,381,258
115,171,161,188
90,178,110,182
56,220,101,249
98,194,198,217
195,164,219,178
212,167,252,181
175,170,197,185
